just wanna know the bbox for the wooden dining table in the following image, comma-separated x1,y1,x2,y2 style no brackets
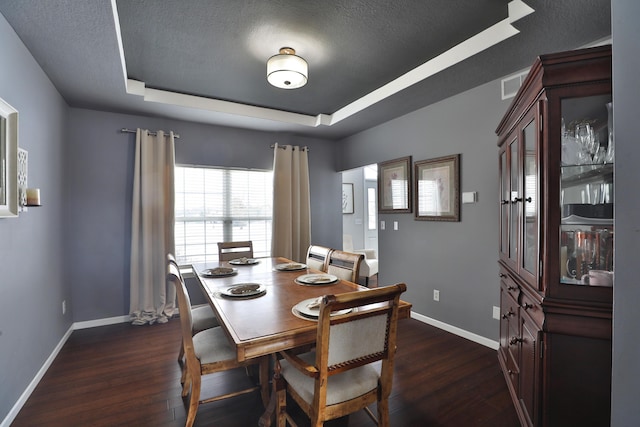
190,256,411,425
192,256,411,362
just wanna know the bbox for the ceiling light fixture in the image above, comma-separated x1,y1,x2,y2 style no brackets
267,47,308,89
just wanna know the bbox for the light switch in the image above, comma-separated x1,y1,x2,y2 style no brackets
393,221,398,230
462,191,477,204
380,220,385,230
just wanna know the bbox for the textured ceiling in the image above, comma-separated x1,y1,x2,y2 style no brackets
0,0,611,139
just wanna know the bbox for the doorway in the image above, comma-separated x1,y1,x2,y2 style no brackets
341,164,378,255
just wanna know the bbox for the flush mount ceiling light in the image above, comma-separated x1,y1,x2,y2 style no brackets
267,47,308,89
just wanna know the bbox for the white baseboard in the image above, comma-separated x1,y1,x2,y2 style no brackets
73,315,130,330
1,324,74,427
410,311,499,350
1,315,130,427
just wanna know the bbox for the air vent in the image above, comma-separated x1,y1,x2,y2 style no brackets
501,69,530,100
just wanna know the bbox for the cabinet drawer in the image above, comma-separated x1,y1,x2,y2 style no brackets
520,289,543,326
500,268,520,301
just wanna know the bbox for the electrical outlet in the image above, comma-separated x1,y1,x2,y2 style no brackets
433,290,440,301
62,300,66,315
493,306,500,319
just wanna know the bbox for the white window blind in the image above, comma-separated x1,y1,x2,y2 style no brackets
174,165,273,264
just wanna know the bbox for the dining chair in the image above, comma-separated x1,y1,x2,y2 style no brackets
167,254,219,366
167,260,269,427
326,249,364,283
274,283,407,427
305,245,333,272
217,240,254,261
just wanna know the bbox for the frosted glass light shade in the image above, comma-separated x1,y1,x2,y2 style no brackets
267,48,308,89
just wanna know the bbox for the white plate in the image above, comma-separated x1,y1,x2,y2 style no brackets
229,258,260,265
220,283,266,298
292,297,352,319
295,273,338,285
275,262,308,271
201,267,238,277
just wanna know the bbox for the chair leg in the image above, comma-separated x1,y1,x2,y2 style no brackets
185,374,201,427
177,341,185,363
259,356,270,408
182,369,191,397
377,398,389,427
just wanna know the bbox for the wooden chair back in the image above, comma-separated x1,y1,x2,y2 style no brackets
326,249,364,283
306,245,333,272
217,240,253,261
167,259,198,371
276,283,407,426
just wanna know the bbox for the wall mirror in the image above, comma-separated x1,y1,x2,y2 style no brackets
0,96,18,217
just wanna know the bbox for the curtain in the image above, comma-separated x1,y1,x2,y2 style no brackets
271,143,311,262
129,129,177,325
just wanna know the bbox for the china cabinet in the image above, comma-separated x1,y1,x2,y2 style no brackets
496,45,612,427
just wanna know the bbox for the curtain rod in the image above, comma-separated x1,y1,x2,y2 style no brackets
270,144,309,152
120,128,181,139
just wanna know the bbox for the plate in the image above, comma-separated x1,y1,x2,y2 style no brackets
275,262,308,271
200,267,238,277
295,273,338,285
220,283,266,298
229,257,260,265
292,297,352,319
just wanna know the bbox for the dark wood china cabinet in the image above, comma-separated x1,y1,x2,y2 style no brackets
496,45,613,427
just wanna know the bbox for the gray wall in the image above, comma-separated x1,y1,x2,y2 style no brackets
338,79,510,340
65,108,343,322
610,0,640,424
0,13,70,420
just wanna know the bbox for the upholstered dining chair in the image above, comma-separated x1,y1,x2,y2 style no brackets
217,240,254,261
167,254,219,366
305,245,333,272
167,260,269,427
274,283,407,427
326,249,364,283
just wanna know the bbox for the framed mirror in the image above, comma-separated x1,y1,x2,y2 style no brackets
0,96,18,217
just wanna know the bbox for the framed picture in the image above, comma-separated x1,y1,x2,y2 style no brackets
342,183,354,214
378,156,412,213
414,154,460,221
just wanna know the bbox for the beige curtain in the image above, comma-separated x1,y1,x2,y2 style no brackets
129,129,177,325
271,143,311,263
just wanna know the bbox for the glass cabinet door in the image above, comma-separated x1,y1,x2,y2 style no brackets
522,117,538,278
509,137,519,266
499,149,509,258
560,94,613,288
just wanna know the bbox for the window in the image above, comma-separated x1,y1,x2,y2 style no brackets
174,165,273,264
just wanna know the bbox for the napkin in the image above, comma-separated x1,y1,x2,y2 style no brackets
306,297,324,309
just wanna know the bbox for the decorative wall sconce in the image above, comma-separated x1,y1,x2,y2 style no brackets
17,148,41,212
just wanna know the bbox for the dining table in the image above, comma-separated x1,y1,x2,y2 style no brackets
190,256,412,426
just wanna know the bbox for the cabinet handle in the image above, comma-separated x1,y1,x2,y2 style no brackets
522,303,533,310
524,197,532,203
508,369,514,375
507,285,517,291
510,337,524,345
502,310,515,319
512,197,522,203
500,199,509,205
499,273,507,278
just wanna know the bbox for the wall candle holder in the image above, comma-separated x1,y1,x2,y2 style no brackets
17,148,41,211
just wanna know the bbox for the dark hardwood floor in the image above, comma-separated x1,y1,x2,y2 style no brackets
11,316,519,427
